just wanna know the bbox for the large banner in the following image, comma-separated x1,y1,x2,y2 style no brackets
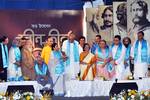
0,10,83,47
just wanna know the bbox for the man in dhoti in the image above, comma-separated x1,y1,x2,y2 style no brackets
131,31,150,79
62,30,80,80
111,35,126,80
7,38,24,81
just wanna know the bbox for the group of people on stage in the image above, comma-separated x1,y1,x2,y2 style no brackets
0,30,150,96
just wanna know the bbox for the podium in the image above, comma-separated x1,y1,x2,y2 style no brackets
109,82,138,96
6,85,34,95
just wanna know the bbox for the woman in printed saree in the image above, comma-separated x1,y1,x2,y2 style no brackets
95,40,115,80
80,43,96,80
48,43,67,96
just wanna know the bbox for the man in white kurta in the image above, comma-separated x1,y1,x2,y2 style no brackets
8,38,23,81
62,31,80,80
111,35,126,80
131,31,150,79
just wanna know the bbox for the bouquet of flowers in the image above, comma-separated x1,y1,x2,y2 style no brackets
41,90,52,100
136,90,150,100
110,89,150,100
0,93,6,100
22,92,34,100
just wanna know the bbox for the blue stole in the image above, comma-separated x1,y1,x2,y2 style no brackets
66,40,79,66
13,45,21,62
35,62,48,76
53,51,64,74
134,39,148,63
111,42,122,60
97,46,113,72
91,43,99,54
125,45,131,61
97,46,109,64
0,43,8,68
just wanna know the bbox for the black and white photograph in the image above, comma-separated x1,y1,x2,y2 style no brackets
113,2,127,39
127,0,150,44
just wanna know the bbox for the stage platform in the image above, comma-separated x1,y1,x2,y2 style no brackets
0,78,150,98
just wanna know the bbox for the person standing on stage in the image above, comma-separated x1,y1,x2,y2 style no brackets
111,35,126,80
122,37,132,79
41,36,53,65
48,43,66,96
131,31,150,79
91,34,101,54
95,40,115,80
0,36,9,82
62,30,80,80
78,36,85,55
80,43,96,80
21,39,35,80
7,38,24,81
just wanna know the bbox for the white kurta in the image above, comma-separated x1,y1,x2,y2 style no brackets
78,44,83,55
112,44,126,80
8,47,22,80
131,41,150,79
62,40,80,80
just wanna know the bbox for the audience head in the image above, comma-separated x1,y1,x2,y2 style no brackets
45,36,53,47
123,37,131,47
83,43,90,52
100,40,107,49
79,36,85,46
95,35,101,44
114,35,121,45
52,43,59,51
137,31,144,40
1,36,9,45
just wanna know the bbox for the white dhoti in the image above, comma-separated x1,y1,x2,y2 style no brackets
115,62,125,80
64,62,80,80
134,63,148,79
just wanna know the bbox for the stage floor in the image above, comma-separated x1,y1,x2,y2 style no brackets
52,96,109,100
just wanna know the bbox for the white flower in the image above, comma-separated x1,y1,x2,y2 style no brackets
128,89,131,92
140,95,144,100
144,91,149,96
29,92,33,95
131,95,135,99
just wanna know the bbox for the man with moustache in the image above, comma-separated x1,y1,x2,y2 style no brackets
114,2,127,39
129,0,150,44
99,6,113,45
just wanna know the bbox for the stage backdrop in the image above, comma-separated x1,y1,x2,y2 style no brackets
0,10,83,47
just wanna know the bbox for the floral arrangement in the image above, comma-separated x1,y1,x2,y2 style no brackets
0,91,34,100
0,90,53,100
40,90,52,100
0,93,6,100
22,92,34,100
110,89,150,100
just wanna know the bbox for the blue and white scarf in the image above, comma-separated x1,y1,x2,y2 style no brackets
134,39,148,63
1,43,8,68
125,45,131,61
111,42,122,60
53,51,64,74
66,40,79,66
35,62,48,76
97,46,113,72
13,45,21,62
